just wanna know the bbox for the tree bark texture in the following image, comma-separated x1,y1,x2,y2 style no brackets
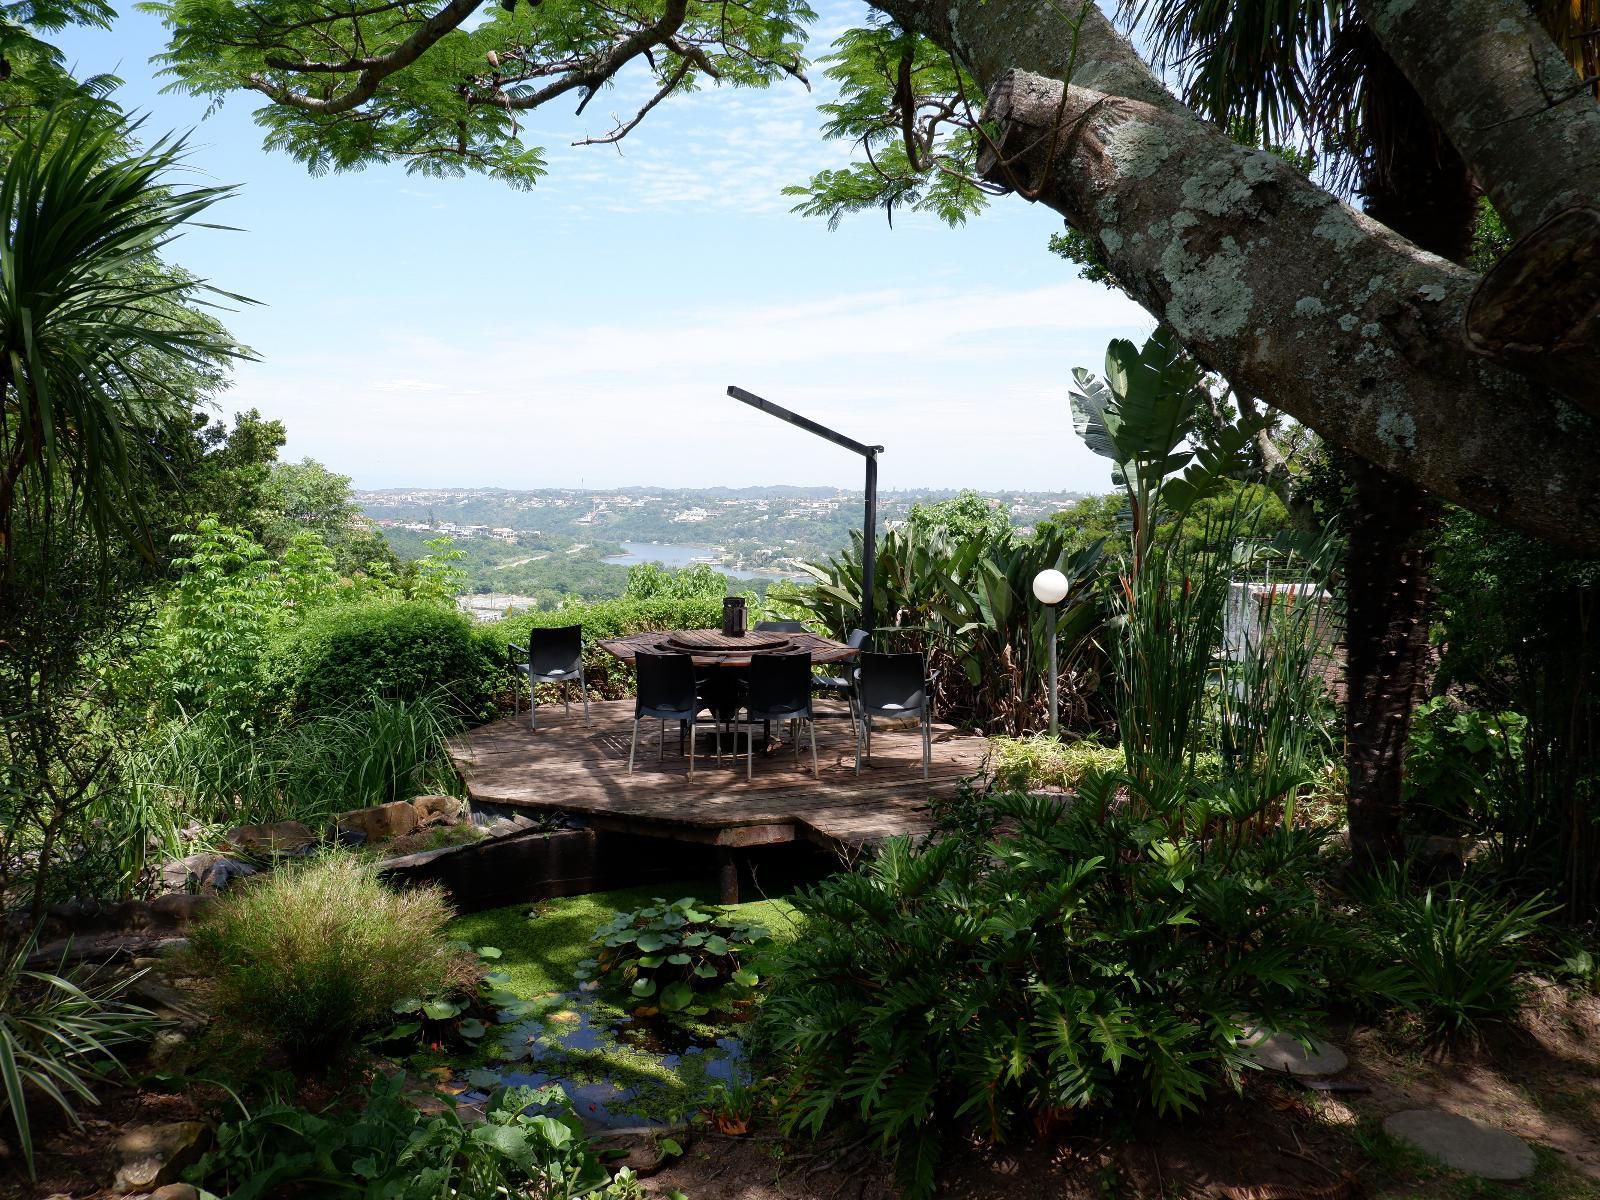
1341,455,1438,864
1354,0,1600,240
1339,50,1472,865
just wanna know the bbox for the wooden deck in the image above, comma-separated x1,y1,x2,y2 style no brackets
447,700,990,890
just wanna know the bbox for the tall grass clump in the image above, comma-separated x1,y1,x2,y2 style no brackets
186,854,461,1065
123,692,459,844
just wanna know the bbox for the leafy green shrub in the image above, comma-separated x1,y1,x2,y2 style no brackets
495,597,725,700
187,854,464,1064
0,941,159,1179
792,521,1106,735
578,897,768,1019
266,600,500,720
189,1071,641,1200
1349,866,1554,1040
1402,697,1526,835
988,735,1123,792
761,786,1337,1197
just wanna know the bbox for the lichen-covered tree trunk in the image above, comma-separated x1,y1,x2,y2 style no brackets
868,0,1600,552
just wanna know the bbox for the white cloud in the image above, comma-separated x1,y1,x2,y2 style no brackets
228,279,1152,493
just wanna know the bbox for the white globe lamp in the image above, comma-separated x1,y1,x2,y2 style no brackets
1032,568,1069,736
1032,568,1069,606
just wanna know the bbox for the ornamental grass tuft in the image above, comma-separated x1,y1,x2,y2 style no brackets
187,853,461,1065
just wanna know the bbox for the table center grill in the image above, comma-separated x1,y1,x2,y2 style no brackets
662,628,794,655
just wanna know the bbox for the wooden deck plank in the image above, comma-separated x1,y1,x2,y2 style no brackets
446,699,988,852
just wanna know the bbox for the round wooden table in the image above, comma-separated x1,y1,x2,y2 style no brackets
596,628,859,668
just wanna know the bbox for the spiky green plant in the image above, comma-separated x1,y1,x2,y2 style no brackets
0,939,159,1179
0,105,245,570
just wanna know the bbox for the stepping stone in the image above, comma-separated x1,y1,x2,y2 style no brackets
1242,1029,1348,1076
1383,1109,1535,1180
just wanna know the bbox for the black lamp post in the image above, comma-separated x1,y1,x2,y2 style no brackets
727,386,882,638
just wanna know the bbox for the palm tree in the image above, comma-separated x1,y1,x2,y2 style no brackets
0,106,244,574
1118,1,1597,864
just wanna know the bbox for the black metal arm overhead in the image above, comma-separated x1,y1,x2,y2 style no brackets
727,386,882,640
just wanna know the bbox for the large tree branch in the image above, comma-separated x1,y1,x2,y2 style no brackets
246,0,485,114
1355,0,1600,241
866,0,1600,549
1356,0,1600,401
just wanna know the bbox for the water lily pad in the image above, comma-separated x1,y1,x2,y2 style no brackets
459,1018,487,1039
660,981,694,1012
630,979,657,998
667,953,692,966
466,1068,502,1088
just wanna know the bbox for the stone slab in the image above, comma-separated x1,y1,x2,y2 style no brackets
1383,1109,1536,1180
1243,1029,1348,1076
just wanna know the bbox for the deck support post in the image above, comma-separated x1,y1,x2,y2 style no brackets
717,848,740,904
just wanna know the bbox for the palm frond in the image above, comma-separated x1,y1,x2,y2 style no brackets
0,105,250,570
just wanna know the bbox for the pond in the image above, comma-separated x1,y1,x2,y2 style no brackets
440,886,787,1132
446,988,747,1131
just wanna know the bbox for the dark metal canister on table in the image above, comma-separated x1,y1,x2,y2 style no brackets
721,596,747,637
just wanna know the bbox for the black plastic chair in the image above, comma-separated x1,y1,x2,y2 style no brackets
812,628,871,717
508,625,588,729
630,651,720,779
754,619,806,633
742,652,817,780
854,651,933,780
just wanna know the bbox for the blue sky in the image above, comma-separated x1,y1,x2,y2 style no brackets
59,0,1152,493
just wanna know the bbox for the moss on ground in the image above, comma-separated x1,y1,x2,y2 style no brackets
448,882,799,1000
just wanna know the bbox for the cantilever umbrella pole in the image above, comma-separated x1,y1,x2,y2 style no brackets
726,385,883,637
